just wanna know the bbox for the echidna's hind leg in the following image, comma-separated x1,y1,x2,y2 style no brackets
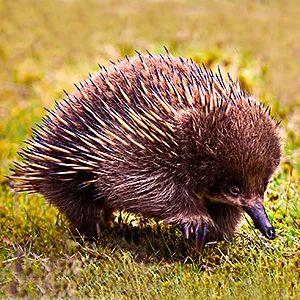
38,176,106,239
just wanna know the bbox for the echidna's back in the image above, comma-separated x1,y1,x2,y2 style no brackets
10,55,186,191
10,53,249,194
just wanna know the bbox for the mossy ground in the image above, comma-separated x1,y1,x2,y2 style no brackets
0,0,299,298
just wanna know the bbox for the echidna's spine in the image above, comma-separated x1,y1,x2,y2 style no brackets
10,51,272,194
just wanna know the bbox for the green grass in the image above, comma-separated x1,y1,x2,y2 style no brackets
0,0,299,298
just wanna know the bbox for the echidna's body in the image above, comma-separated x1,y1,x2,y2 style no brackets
11,51,281,252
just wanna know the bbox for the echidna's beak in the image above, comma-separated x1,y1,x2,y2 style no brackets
242,201,276,240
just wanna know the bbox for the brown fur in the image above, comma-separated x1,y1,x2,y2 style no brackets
10,52,281,245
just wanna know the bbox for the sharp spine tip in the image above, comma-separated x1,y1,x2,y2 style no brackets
146,50,153,57
163,46,170,54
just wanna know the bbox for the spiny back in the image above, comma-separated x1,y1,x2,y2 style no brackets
11,51,278,193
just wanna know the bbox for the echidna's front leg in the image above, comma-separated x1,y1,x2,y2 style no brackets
181,223,208,253
195,223,208,253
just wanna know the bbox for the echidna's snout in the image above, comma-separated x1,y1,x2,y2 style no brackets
243,201,276,240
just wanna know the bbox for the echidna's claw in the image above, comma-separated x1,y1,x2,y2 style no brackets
182,223,191,239
180,222,208,253
195,223,208,254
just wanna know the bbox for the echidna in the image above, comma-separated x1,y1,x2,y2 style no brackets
10,50,281,253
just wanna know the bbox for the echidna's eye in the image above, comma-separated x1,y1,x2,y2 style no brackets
228,185,241,197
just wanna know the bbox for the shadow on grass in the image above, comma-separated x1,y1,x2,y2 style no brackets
66,214,268,266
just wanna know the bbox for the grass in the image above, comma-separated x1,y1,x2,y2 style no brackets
0,0,299,298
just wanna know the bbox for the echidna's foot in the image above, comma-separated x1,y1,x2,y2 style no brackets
181,223,208,253
70,212,111,242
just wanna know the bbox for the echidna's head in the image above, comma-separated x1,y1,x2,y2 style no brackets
184,101,281,239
